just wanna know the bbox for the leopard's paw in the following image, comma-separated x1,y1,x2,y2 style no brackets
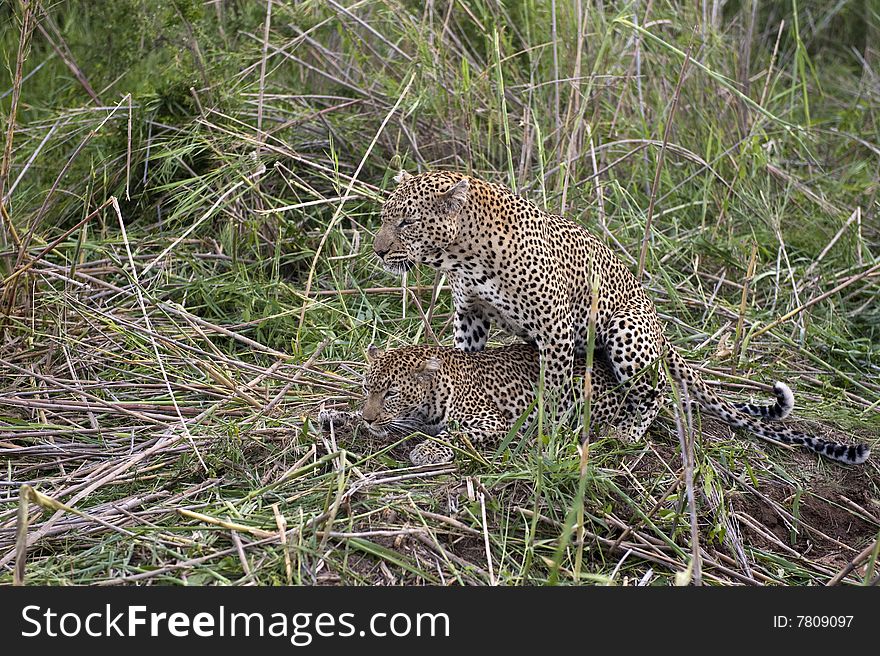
318,409,356,430
409,440,454,466
611,424,647,444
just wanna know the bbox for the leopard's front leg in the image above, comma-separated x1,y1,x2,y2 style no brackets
534,316,576,416
453,303,491,352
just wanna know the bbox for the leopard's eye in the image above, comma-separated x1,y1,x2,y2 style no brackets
385,387,400,399
397,216,417,229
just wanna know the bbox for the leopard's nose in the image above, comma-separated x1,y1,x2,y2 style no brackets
374,228,393,259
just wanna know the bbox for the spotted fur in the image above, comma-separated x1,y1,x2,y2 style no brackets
372,170,869,465
321,343,625,465
320,343,803,466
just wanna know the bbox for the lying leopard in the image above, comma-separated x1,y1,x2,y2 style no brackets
373,170,869,465
320,343,796,466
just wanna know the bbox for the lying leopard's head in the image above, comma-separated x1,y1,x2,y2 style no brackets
359,344,440,438
373,170,469,274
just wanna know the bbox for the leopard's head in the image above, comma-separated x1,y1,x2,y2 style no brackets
359,344,440,438
373,170,470,274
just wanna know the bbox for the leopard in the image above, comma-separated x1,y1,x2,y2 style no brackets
372,170,870,465
319,342,796,466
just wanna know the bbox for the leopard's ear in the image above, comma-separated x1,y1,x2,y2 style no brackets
418,357,441,377
393,170,413,184
366,344,383,362
440,178,469,213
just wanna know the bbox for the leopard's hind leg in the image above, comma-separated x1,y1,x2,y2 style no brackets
602,298,667,441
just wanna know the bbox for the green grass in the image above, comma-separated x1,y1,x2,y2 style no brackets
1,0,879,586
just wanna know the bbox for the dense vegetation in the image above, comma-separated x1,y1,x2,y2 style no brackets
1,0,878,585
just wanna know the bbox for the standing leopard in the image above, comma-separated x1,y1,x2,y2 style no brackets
320,343,796,465
372,170,869,465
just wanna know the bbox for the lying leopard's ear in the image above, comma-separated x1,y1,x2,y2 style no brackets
417,357,441,377
440,178,469,213
366,344,383,362
393,170,413,184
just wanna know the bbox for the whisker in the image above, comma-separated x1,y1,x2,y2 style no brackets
384,424,414,437
388,417,424,432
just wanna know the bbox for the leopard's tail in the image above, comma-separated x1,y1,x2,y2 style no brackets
731,381,794,420
666,349,870,465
